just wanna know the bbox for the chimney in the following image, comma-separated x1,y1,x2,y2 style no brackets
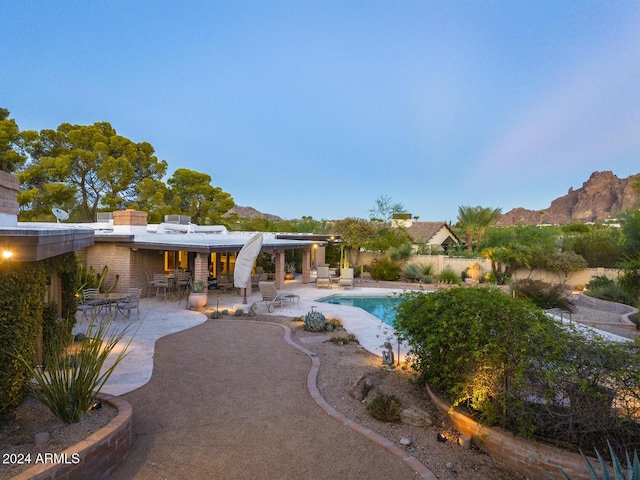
112,209,148,235
0,171,19,227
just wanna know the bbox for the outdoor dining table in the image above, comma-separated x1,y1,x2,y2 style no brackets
89,292,129,315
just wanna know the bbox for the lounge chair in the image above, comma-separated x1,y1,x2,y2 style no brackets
316,266,332,288
338,268,355,289
258,281,299,312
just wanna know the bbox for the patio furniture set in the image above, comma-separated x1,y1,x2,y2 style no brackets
77,287,142,321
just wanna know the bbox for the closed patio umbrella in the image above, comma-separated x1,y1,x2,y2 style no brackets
234,232,263,304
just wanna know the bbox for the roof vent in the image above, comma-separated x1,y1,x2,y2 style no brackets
164,214,192,225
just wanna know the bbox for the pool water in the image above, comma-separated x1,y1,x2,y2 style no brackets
317,294,402,326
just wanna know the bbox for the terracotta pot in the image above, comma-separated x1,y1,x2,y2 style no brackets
188,292,208,309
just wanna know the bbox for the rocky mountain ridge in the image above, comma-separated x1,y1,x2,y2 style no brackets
225,205,282,221
497,171,639,226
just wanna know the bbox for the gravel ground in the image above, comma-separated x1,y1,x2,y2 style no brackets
0,283,631,480
285,317,521,480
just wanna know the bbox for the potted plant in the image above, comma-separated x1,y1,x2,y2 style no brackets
284,262,296,280
188,280,208,309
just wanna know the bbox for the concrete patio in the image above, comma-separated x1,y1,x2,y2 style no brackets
74,278,423,396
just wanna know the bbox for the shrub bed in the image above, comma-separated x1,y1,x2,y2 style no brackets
394,287,640,459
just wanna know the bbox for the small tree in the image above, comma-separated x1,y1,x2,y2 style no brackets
545,251,588,285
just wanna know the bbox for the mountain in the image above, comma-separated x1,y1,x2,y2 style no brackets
497,171,639,226
224,205,283,221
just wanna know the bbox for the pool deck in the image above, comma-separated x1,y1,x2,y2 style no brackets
74,278,427,396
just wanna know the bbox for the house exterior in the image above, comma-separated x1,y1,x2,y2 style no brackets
73,209,324,294
391,215,460,253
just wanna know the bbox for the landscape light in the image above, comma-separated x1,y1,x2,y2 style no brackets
2,250,13,259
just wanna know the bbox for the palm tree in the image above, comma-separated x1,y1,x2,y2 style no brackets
457,205,502,251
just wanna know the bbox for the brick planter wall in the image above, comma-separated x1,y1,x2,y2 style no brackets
426,386,610,480
11,394,132,480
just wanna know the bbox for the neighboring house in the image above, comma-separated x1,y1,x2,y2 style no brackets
392,215,459,253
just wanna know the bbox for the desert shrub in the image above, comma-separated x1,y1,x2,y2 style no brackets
394,287,640,456
616,255,640,307
511,279,575,311
370,257,401,281
586,275,633,305
387,243,413,262
329,333,358,345
402,263,422,282
465,262,483,283
325,317,342,329
437,267,460,284
366,392,402,422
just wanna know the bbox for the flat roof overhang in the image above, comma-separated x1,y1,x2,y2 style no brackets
0,227,95,262
94,234,326,254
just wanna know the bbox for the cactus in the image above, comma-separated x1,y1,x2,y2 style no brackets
96,265,119,293
304,308,326,332
211,311,222,319
76,264,119,295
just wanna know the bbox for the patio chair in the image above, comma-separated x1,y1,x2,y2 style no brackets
316,266,332,288
77,288,101,321
338,268,355,289
176,271,191,296
116,288,142,320
154,274,170,300
258,281,299,312
145,272,160,298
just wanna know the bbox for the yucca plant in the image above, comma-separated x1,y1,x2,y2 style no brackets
552,443,640,480
12,314,136,423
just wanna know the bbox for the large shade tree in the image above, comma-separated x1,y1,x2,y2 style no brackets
17,122,168,221
0,108,27,173
166,168,234,225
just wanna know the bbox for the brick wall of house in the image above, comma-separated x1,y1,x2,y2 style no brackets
426,386,609,480
79,245,164,295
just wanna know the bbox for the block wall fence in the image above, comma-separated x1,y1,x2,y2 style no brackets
358,253,620,288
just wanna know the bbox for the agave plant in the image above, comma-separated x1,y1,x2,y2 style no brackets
304,308,326,332
552,443,640,480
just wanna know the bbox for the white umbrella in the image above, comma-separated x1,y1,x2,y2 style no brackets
234,233,264,304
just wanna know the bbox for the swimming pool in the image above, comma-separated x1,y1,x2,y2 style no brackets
317,294,403,326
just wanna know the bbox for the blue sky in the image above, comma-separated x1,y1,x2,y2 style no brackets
1,1,639,223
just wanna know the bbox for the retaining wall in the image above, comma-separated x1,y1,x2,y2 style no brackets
11,394,132,480
426,386,609,480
